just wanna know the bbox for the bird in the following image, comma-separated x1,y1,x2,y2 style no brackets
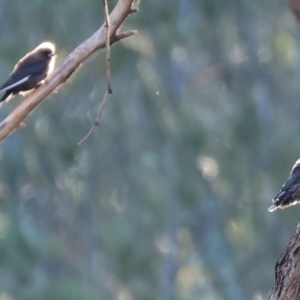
268,159,300,212
0,42,56,103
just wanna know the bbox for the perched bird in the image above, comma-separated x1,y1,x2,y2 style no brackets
0,42,56,102
268,159,300,212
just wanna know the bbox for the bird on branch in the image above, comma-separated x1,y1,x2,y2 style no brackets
0,42,56,103
268,159,300,212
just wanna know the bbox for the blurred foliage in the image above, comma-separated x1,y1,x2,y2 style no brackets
0,0,299,299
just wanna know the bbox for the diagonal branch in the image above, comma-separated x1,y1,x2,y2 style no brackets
0,0,136,143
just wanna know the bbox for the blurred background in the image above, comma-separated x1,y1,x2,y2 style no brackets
0,0,299,299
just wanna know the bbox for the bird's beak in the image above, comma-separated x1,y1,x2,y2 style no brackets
48,53,56,58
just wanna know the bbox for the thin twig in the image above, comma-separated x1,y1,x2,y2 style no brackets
112,30,137,43
103,0,112,93
78,0,113,145
78,90,110,145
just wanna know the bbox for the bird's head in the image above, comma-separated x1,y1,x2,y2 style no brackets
291,159,300,175
35,42,56,60
32,42,56,74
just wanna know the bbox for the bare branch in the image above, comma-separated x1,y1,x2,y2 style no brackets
111,30,137,43
103,0,112,93
0,0,136,143
78,90,110,145
78,0,113,145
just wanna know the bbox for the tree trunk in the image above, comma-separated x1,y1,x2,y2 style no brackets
269,219,300,299
269,1,300,299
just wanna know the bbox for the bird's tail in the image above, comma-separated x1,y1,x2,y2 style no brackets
268,204,278,212
0,91,11,102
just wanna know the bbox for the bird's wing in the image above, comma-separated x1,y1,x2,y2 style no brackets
277,172,300,196
0,76,30,92
273,174,300,199
13,59,47,76
0,60,47,92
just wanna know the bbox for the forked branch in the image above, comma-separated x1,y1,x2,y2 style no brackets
0,0,136,143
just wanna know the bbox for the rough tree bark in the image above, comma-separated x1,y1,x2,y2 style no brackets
0,0,136,143
269,220,300,299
